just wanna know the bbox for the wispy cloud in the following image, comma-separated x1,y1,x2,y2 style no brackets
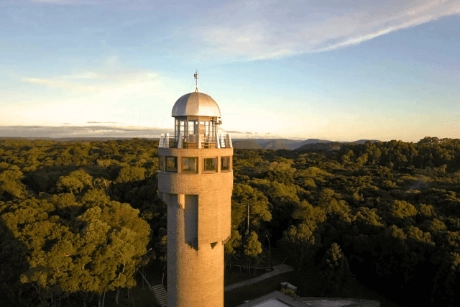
22,69,161,92
86,121,119,124
0,125,170,138
196,0,460,59
28,0,158,7
31,0,78,4
4,64,179,128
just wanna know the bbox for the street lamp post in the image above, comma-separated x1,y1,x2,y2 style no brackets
266,235,271,271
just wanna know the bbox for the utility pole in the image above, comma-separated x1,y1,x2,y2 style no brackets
266,235,271,271
246,203,250,235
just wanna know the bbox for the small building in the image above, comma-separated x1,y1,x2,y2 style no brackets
237,291,380,307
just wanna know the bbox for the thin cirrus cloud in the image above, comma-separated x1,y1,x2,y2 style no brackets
18,68,180,109
29,0,97,4
196,0,460,60
0,125,169,138
28,0,158,6
3,68,176,127
30,0,77,3
21,69,161,93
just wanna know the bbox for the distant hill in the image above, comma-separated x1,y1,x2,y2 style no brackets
232,138,379,150
232,139,264,149
233,139,299,150
233,138,330,150
350,139,380,144
295,142,341,152
260,139,298,150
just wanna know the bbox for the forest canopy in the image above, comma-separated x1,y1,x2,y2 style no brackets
1,137,460,306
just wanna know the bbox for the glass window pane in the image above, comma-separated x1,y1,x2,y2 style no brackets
159,156,165,171
182,157,198,173
166,156,177,172
204,158,217,172
221,156,231,171
188,121,195,135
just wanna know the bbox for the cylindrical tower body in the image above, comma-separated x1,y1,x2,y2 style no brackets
158,91,233,307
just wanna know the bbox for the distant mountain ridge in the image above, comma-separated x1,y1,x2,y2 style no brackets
0,134,379,150
232,138,379,150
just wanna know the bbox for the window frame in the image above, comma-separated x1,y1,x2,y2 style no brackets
182,157,198,173
165,156,178,172
203,157,218,172
221,156,231,172
159,156,165,171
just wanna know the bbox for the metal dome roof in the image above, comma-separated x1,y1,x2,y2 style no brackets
172,92,221,117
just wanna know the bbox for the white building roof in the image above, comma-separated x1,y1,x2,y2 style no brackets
254,299,291,307
172,92,221,117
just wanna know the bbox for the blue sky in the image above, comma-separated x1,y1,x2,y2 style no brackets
1,0,459,141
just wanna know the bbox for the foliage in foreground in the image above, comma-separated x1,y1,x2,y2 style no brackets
0,139,163,306
229,137,460,306
2,137,460,306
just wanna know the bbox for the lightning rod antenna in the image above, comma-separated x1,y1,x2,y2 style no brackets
194,71,199,92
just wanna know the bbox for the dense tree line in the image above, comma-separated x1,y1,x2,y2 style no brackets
2,137,460,306
0,139,164,306
229,137,460,306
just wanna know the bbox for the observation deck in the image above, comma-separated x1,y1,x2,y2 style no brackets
158,133,232,149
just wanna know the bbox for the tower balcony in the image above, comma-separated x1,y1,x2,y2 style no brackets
159,133,232,149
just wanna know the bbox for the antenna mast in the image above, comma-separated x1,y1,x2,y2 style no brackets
194,71,199,92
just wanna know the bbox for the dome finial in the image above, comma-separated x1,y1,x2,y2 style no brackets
194,70,199,92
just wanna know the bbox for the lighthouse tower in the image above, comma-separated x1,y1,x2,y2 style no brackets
158,74,233,307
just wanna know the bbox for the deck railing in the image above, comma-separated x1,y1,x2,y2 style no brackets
159,133,232,149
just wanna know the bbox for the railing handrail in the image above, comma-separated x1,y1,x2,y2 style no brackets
159,133,232,149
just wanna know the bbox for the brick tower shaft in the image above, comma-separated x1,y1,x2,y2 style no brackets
158,86,233,307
